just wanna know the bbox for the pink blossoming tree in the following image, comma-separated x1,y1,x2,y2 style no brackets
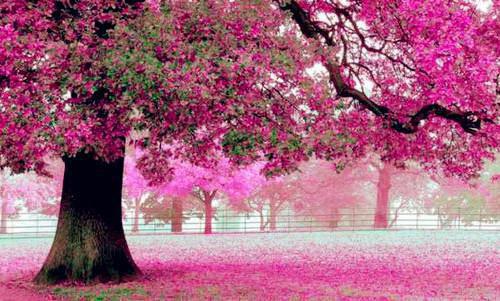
123,148,155,233
139,193,200,233
291,160,372,229
237,176,298,231
158,158,265,234
425,162,500,228
0,0,498,284
368,160,436,229
0,168,59,233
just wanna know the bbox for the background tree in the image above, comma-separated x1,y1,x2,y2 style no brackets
123,148,155,233
425,161,500,228
291,160,373,229
0,169,59,234
139,194,199,233
159,158,265,234
0,170,25,234
368,160,436,228
239,195,270,232
238,176,297,231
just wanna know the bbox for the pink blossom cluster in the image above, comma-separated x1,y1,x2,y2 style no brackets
0,0,497,182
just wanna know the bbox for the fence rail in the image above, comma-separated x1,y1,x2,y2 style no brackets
1,207,499,239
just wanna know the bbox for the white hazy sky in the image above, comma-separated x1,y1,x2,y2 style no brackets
477,0,493,11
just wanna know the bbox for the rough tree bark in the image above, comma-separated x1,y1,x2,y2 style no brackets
374,165,392,228
34,152,140,284
171,197,183,233
0,201,7,234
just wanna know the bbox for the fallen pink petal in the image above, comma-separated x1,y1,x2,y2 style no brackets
1,232,499,299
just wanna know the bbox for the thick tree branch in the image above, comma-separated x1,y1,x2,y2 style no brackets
277,0,487,134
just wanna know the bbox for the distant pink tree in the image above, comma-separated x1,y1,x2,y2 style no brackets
368,159,499,229
0,168,59,233
235,195,268,231
239,176,297,231
290,159,435,229
124,148,195,233
158,158,265,234
36,159,64,217
139,193,201,233
364,159,437,229
292,160,372,229
239,159,436,230
0,170,22,233
425,172,499,228
123,149,154,233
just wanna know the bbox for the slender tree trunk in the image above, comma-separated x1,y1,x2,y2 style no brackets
374,165,392,229
131,198,140,233
438,214,444,229
329,208,339,229
0,200,7,234
269,205,277,231
204,196,213,234
34,152,140,284
259,211,265,231
171,197,183,233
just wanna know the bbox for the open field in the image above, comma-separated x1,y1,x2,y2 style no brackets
0,231,499,300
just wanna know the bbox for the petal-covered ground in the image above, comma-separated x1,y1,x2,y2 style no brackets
0,231,499,300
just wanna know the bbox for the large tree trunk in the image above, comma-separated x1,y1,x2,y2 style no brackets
171,197,183,233
0,201,7,234
34,153,140,284
131,197,140,233
374,165,392,229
